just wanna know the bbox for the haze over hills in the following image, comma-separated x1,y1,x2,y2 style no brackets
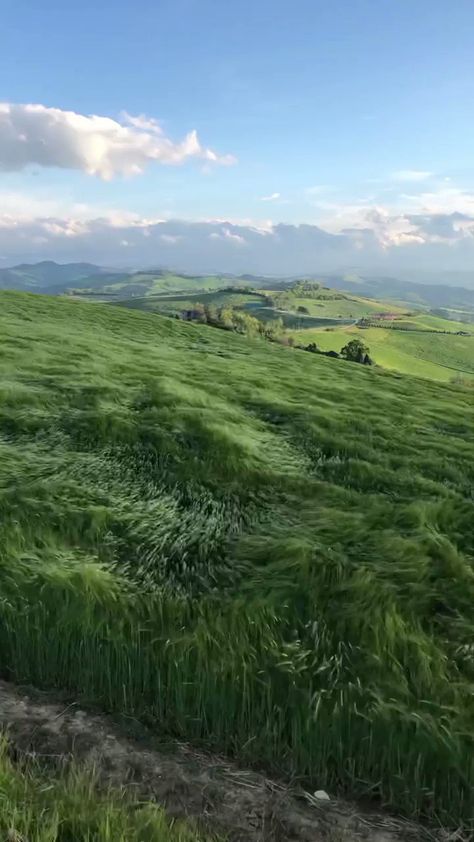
0,261,108,291
3,218,474,288
3,260,474,313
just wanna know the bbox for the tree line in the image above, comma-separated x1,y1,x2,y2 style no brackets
177,303,374,366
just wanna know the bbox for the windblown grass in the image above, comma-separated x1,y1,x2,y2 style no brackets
0,738,212,842
0,291,473,829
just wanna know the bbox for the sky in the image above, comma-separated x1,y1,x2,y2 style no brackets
2,0,474,278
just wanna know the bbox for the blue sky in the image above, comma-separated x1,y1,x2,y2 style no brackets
2,0,474,273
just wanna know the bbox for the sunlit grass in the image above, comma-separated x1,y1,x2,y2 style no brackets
0,291,473,828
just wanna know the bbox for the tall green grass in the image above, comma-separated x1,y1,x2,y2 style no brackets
0,291,473,828
0,738,212,842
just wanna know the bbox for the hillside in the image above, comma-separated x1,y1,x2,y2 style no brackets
292,323,474,381
0,291,473,832
113,283,474,382
0,260,106,291
321,273,474,312
2,261,474,317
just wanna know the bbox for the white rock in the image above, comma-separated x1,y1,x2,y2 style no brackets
313,789,330,801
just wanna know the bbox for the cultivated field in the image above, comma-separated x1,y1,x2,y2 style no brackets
0,291,473,831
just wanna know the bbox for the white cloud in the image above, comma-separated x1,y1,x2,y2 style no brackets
2,180,474,275
1,211,474,278
209,227,246,244
401,187,474,216
391,170,433,182
260,192,281,202
0,103,236,179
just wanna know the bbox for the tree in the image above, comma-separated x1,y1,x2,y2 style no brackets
204,303,219,325
297,305,310,315
264,317,284,340
218,307,234,329
340,338,370,363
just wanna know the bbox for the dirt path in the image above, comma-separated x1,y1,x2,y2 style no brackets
0,680,451,842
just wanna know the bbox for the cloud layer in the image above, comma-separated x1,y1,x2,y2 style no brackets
2,203,474,283
0,103,235,179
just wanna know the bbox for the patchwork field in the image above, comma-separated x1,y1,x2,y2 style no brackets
0,291,473,831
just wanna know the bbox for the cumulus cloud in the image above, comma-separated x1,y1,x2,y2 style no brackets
2,183,474,278
260,192,281,202
0,103,236,179
209,227,246,244
391,170,433,182
3,209,474,279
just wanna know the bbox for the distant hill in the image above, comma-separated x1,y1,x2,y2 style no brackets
0,261,107,292
1,261,474,316
319,273,474,311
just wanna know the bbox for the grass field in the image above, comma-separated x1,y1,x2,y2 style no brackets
277,293,408,320
292,323,474,381
0,291,473,829
103,272,239,296
114,288,262,314
113,284,473,381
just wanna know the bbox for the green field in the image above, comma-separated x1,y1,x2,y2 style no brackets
292,323,474,381
115,283,474,382
113,280,474,383
114,288,262,314
0,291,473,829
278,293,408,320
91,272,241,297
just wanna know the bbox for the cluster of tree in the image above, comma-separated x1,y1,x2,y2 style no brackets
179,303,374,366
264,280,347,311
302,338,373,365
288,279,346,300
359,317,471,336
179,302,285,340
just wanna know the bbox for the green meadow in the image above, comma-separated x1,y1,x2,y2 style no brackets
294,323,474,381
112,282,473,382
0,291,473,829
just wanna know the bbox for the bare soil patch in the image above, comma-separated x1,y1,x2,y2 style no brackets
0,680,455,842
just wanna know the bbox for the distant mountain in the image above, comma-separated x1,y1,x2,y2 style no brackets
1,261,474,314
314,274,474,311
0,261,108,292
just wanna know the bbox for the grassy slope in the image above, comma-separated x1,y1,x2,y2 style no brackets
293,324,474,380
283,294,407,319
105,273,234,295
110,286,474,381
0,292,473,826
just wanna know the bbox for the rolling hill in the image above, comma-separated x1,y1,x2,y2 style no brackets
0,260,107,291
112,283,474,382
2,261,474,316
0,290,473,830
